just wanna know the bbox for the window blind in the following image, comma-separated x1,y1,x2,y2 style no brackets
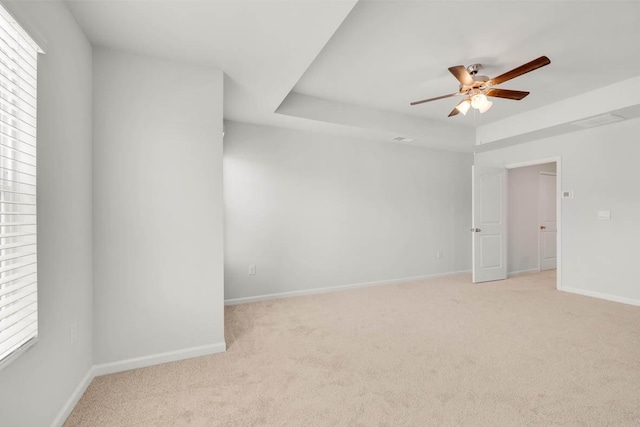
0,5,41,365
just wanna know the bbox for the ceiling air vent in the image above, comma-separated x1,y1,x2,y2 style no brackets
571,113,625,129
391,136,414,143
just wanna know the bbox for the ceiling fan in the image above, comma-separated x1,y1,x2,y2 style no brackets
410,56,550,117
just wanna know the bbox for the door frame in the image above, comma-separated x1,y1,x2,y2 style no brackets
504,157,562,290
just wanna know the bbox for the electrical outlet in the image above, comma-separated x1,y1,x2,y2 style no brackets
248,264,256,275
437,250,443,259
69,321,78,345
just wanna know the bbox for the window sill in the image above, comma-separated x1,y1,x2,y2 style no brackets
0,336,38,373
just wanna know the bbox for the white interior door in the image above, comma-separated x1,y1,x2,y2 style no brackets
472,166,507,283
538,172,557,270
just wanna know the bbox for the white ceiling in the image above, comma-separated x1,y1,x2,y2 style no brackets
63,0,640,152
294,0,640,127
65,0,357,129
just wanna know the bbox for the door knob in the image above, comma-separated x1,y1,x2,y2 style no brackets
470,228,481,232
540,226,546,230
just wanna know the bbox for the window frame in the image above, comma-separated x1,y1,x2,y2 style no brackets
0,2,43,372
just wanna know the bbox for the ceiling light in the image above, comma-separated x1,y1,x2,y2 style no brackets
471,92,488,109
455,99,471,115
479,100,493,114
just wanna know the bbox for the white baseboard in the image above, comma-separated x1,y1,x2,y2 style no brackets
51,365,96,427
508,268,540,276
225,270,472,306
559,286,640,307
52,342,227,426
92,342,227,377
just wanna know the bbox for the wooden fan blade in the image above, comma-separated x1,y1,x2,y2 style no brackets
448,66,474,86
410,92,460,106
486,88,530,100
448,107,460,117
488,56,550,86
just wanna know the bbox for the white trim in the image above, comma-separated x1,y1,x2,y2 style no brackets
504,157,559,170
559,286,640,308
507,268,540,276
51,342,227,426
539,171,557,176
504,156,562,291
92,342,227,377
225,270,472,306
51,366,96,427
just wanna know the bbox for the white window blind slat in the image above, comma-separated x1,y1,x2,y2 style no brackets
0,138,37,158
0,285,35,315
0,173,36,188
0,272,36,296
0,124,36,147
0,307,36,337
0,261,37,276
0,231,36,240
0,224,37,232
0,290,36,319
0,64,37,102
0,157,36,176
0,84,37,116
0,32,37,76
0,101,36,128
0,199,36,211
0,249,36,263
0,221,36,229
0,111,36,139
0,151,36,169
0,194,36,205
0,270,36,289
0,46,37,88
0,98,37,129
0,239,36,251
0,312,37,358
0,19,38,60
0,205,36,215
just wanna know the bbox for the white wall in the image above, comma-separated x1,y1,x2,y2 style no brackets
0,2,94,426
507,163,556,274
476,117,640,303
92,49,225,365
224,121,473,301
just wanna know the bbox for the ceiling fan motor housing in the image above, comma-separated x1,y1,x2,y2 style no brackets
466,63,482,75
462,64,489,90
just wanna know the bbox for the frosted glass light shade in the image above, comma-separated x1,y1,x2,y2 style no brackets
471,93,488,109
456,99,471,115
479,100,493,113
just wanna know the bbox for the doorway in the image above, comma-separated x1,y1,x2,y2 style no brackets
472,158,562,290
507,162,557,275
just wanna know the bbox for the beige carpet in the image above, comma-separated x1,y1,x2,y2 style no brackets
65,271,640,426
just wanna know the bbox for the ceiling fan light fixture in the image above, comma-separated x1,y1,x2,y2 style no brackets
471,92,488,109
479,100,493,113
456,99,471,115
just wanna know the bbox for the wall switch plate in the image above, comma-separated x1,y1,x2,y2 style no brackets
597,210,611,220
436,250,443,259
248,264,256,275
